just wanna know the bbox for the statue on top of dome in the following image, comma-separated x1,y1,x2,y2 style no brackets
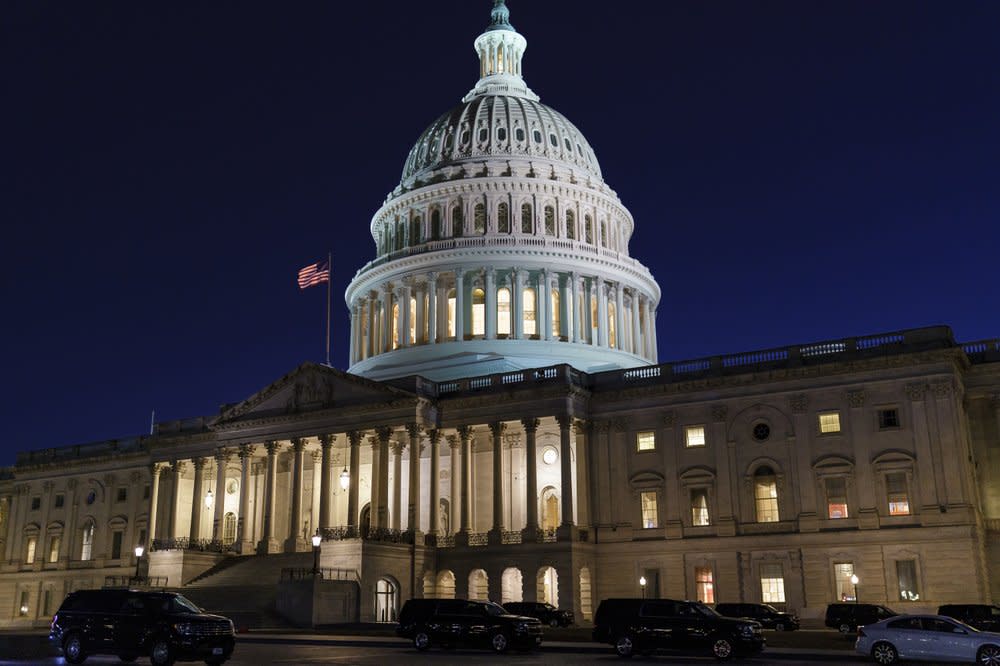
488,0,514,32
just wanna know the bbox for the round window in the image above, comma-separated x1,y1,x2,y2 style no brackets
752,423,771,442
85,490,96,505
542,447,558,465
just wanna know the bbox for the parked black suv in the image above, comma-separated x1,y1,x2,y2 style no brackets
397,598,543,653
502,601,574,627
715,602,800,631
50,589,235,665
592,598,765,659
824,602,896,633
938,604,1000,631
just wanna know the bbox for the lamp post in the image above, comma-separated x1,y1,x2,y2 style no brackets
311,534,322,576
134,545,144,584
639,576,647,599
850,574,859,604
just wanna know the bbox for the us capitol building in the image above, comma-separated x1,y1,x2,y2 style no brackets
2,1,999,628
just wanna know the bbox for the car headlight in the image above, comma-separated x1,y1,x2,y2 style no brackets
515,622,529,632
739,623,755,637
173,623,194,635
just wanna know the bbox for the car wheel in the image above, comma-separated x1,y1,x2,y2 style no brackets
615,634,634,658
149,638,175,666
549,617,560,628
62,633,87,665
413,630,431,652
491,630,510,654
978,644,1000,666
871,641,899,665
839,623,853,634
711,637,734,660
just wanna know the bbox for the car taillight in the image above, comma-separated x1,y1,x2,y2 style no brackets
857,627,867,638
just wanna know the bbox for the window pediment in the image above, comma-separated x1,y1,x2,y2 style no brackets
628,470,664,490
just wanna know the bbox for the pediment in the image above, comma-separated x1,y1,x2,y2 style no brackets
212,363,417,425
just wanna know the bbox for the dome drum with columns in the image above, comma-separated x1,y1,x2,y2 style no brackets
347,1,660,381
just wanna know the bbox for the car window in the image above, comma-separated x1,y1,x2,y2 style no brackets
992,607,1000,618
436,600,465,614
888,617,923,630
641,601,676,618
923,618,962,633
122,594,147,614
484,602,506,617
691,602,720,618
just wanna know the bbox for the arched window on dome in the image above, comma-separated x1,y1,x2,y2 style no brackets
532,129,542,144
497,287,511,337
409,296,417,345
498,203,510,234
472,288,485,336
565,210,576,240
452,205,464,237
474,203,486,235
608,301,617,349
523,287,537,337
515,127,525,142
431,209,442,241
447,289,457,339
410,216,422,246
396,221,405,251
600,220,608,248
392,302,400,350
551,288,561,338
544,206,555,236
521,203,533,233
584,215,593,244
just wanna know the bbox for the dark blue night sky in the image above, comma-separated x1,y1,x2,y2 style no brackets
3,1,998,464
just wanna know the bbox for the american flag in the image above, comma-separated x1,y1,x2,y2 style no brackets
297,259,330,289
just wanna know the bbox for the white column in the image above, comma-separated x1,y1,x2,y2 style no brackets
490,422,506,535
596,279,608,347
541,269,552,341
406,424,422,535
391,441,403,531
167,461,185,539
557,415,575,531
147,464,162,546
513,269,524,339
287,439,307,550
237,444,254,554
401,282,412,347
458,426,472,533
448,435,460,535
263,442,280,553
428,431,441,536
319,435,333,530
189,457,206,541
427,272,438,344
641,297,652,359
570,273,580,343
615,282,625,350
349,303,359,364
485,267,497,339
381,285,392,352
347,431,361,528
212,450,228,542
310,450,322,536
414,284,425,344
454,268,465,340
631,290,641,355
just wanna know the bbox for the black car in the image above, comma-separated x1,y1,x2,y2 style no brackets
715,602,800,631
502,601,574,627
824,602,896,633
592,598,765,660
49,588,235,665
397,598,543,653
938,604,1000,631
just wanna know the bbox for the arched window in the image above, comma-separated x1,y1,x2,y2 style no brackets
565,210,576,240
544,206,555,235
584,215,593,244
523,288,537,336
25,536,37,564
497,202,510,234
409,296,417,345
600,220,608,247
391,303,399,349
754,467,779,523
48,535,61,563
410,216,422,245
375,577,398,623
608,301,617,348
474,203,486,235
431,209,442,240
80,520,95,561
497,287,511,336
223,512,236,545
551,288,561,337
521,203,533,233
396,221,405,251
452,204,464,237
446,289,457,338
471,288,485,336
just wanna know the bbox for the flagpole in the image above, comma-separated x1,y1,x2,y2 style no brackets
325,251,332,366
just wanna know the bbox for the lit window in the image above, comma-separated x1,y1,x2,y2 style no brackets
608,301,616,348
760,563,785,603
391,303,400,349
81,521,94,561
25,536,37,564
819,412,841,433
18,590,29,617
471,288,485,336
447,290,456,338
896,560,920,601
523,288,537,336
497,288,511,335
878,408,900,429
685,426,706,447
696,567,715,604
826,477,849,519
886,472,910,515
551,289,560,337
409,296,417,344
754,467,779,523
640,492,658,529
223,512,237,545
691,490,710,526
834,562,855,601
48,536,60,563
636,431,656,451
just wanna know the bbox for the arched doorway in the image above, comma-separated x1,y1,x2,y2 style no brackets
541,487,559,531
468,569,488,601
579,567,593,621
375,576,398,623
223,512,236,545
537,566,558,607
501,567,523,603
436,570,456,599
360,503,371,535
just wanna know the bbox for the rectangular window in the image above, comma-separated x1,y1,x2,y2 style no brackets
523,288,537,336
18,590,29,617
818,412,841,433
691,489,710,526
48,536,61,563
636,431,656,452
896,560,920,601
696,566,715,604
43,589,52,616
754,476,780,523
886,472,910,515
640,492,658,529
31,497,40,511
111,530,123,560
826,477,849,519
116,487,127,503
834,562,856,602
878,408,900,429
55,494,65,508
685,425,706,447
25,536,37,564
760,563,785,604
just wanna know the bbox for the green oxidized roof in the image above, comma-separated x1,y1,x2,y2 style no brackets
487,0,515,32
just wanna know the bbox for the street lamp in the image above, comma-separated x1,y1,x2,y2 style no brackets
204,489,214,510
639,576,647,599
311,534,322,576
850,574,859,604
339,467,350,491
134,545,144,583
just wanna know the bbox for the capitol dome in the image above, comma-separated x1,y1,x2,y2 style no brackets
346,0,661,381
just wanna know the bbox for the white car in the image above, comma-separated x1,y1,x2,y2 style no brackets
856,614,1000,665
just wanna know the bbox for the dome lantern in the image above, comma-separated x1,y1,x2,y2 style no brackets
467,1,536,102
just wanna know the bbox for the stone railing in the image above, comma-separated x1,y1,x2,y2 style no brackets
467,532,489,546
280,567,359,583
435,534,456,548
501,530,522,544
103,575,169,588
436,364,583,396
538,528,558,543
983,518,1000,532
151,537,237,553
963,339,1000,363
317,526,413,544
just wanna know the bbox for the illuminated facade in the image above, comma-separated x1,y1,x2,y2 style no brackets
2,2,1000,629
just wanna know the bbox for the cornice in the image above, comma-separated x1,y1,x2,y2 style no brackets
211,397,423,433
